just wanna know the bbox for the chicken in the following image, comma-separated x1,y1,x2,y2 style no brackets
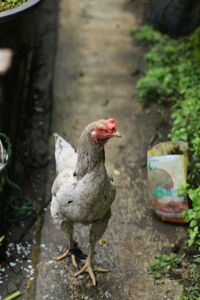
51,119,121,285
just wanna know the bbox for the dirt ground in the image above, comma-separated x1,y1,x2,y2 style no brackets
33,0,186,299
0,0,187,299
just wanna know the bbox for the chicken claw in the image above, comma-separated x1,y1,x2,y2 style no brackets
56,250,69,261
55,246,87,269
55,249,78,268
75,258,109,286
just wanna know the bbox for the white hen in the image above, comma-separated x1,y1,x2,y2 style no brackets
51,119,121,285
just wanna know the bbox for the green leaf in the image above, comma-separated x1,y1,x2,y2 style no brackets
190,219,198,227
0,235,5,245
153,273,162,279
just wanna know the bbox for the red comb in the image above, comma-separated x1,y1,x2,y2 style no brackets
106,118,116,131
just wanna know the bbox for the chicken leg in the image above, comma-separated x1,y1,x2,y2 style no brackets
75,210,111,285
56,220,82,268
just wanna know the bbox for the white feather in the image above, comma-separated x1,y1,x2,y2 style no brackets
53,133,77,174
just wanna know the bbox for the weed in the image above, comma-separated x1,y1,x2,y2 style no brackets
148,253,182,279
132,25,200,299
181,264,200,299
182,187,200,249
130,25,163,44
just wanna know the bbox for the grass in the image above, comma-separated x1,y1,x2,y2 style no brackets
148,253,182,279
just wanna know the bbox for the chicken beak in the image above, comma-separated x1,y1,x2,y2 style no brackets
112,131,122,138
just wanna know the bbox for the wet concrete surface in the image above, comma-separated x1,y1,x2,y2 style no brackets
32,0,185,299
0,0,186,299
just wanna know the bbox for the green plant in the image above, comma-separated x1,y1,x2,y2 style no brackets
148,253,182,279
132,24,200,217
0,235,5,246
180,264,200,299
0,0,27,12
0,133,36,223
131,25,200,111
182,187,200,249
132,25,200,299
191,27,200,63
170,99,200,186
130,25,163,44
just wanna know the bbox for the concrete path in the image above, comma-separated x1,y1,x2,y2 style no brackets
32,0,185,299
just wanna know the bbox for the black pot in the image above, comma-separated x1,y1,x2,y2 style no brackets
0,0,42,23
0,0,43,146
146,0,200,37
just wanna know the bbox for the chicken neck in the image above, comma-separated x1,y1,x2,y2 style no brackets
75,132,106,179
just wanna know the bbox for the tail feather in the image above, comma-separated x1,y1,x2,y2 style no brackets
54,133,77,174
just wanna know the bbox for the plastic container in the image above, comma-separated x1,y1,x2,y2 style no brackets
147,141,188,223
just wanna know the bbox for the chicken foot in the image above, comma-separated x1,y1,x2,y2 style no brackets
55,221,85,268
75,210,111,285
55,238,79,268
56,249,78,268
75,242,109,285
